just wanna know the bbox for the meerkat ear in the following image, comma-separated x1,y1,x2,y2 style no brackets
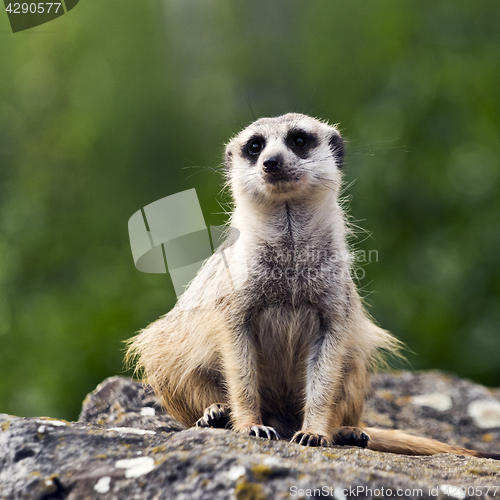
328,133,344,169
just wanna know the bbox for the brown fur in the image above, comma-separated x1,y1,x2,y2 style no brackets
127,114,500,460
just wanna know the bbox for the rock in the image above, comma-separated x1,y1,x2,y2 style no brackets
0,371,499,499
78,375,185,433
364,371,500,455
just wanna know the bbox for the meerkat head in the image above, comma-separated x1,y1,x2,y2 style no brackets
224,113,344,204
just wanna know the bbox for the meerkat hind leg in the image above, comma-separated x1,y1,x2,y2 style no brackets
331,426,369,448
291,427,369,448
196,403,231,429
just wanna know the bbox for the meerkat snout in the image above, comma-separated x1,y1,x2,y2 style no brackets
262,156,282,174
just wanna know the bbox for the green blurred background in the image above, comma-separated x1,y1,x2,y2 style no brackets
1,0,499,421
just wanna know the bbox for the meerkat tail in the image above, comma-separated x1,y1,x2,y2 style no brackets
363,427,500,460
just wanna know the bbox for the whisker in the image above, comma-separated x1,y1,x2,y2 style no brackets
340,179,356,196
182,165,224,172
345,138,408,157
181,164,225,181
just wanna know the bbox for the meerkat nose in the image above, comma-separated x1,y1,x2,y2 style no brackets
262,156,282,174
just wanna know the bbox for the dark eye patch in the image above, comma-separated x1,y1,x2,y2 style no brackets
242,136,266,164
285,129,318,159
328,133,344,168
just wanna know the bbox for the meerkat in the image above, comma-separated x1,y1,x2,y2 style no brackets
127,113,500,459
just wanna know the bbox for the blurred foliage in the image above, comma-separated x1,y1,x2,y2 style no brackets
0,0,499,420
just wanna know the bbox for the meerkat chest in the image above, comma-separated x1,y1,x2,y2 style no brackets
248,237,344,308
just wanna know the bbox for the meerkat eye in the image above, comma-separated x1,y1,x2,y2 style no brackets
247,139,264,156
293,135,307,148
286,130,315,155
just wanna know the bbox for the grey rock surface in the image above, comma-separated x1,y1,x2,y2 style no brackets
1,371,500,499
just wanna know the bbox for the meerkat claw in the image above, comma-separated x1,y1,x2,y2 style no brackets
248,425,280,440
195,403,230,429
291,431,329,447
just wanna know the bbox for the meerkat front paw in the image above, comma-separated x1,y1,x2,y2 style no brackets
195,403,231,429
242,424,280,440
331,426,369,447
291,431,329,447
